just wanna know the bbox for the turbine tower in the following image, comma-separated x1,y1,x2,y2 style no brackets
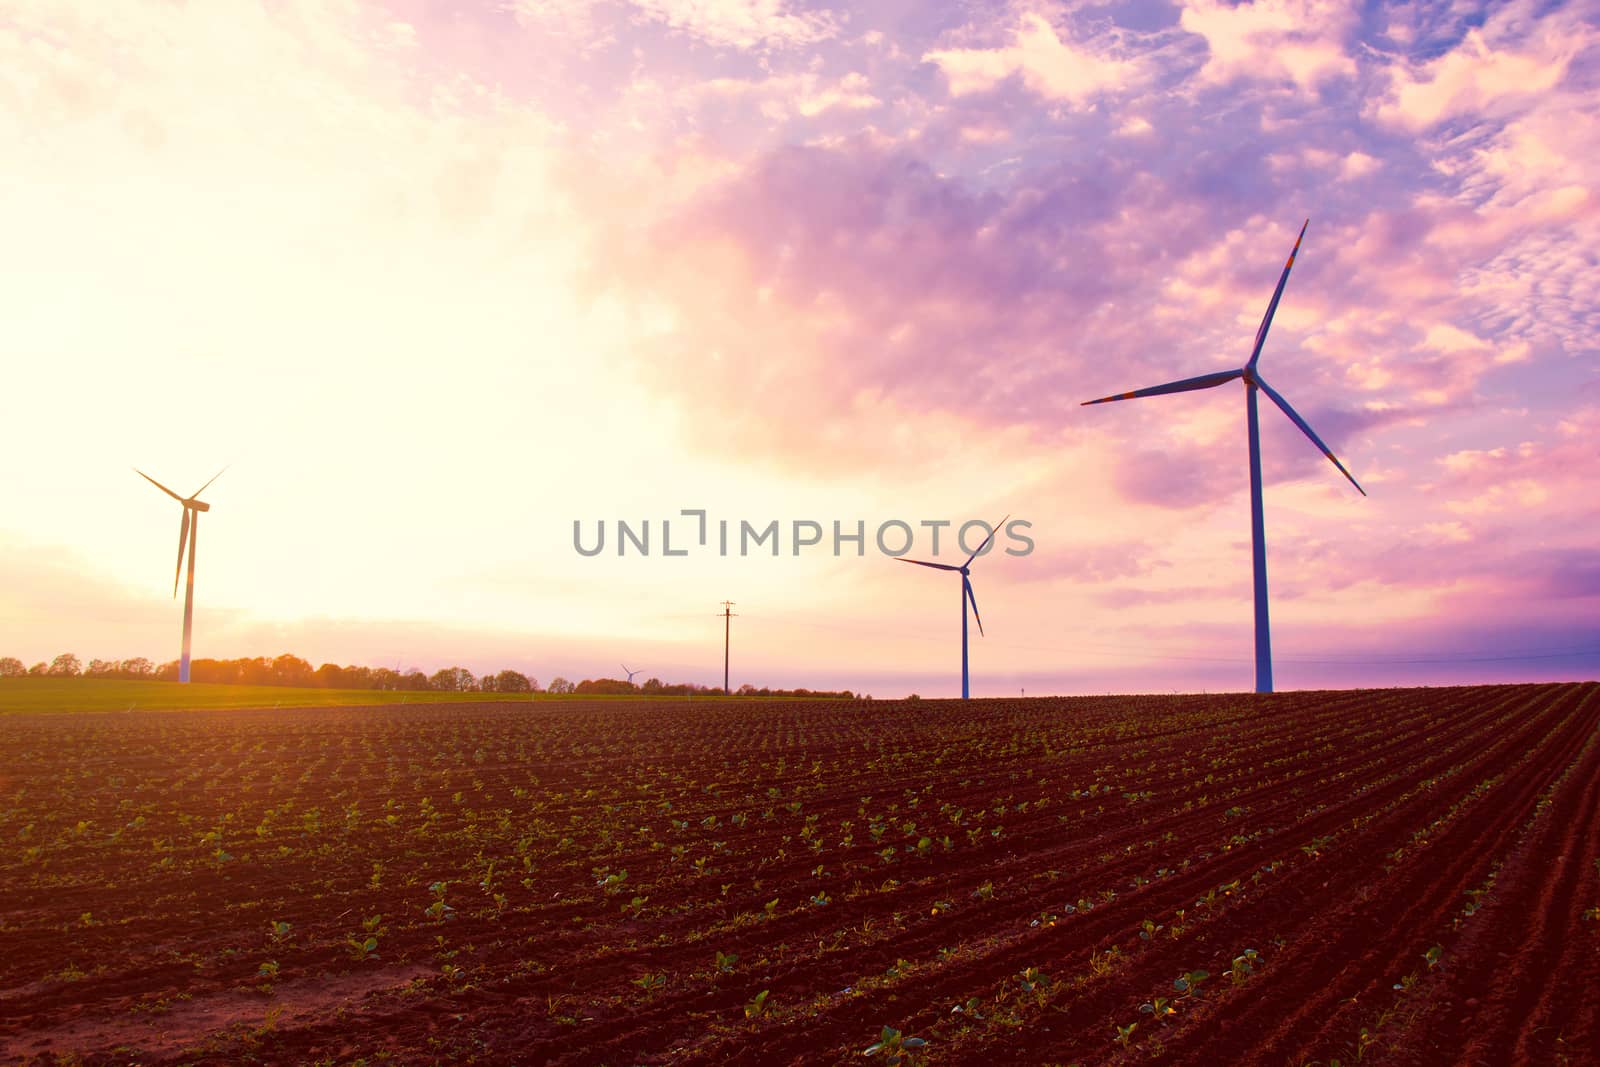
622,664,641,685
137,467,227,683
1081,220,1365,694
896,516,1007,700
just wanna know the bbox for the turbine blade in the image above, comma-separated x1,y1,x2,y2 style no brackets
173,509,191,597
1081,369,1243,405
896,557,961,572
963,514,1010,567
136,469,184,503
965,576,984,637
1255,375,1366,496
190,464,230,500
1246,219,1309,370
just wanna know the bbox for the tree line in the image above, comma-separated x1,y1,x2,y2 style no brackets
0,653,853,699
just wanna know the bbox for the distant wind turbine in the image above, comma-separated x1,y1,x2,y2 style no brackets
1081,220,1365,694
136,466,227,684
622,664,641,685
896,516,1007,700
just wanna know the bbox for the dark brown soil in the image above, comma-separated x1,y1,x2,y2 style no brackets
1,684,1594,1064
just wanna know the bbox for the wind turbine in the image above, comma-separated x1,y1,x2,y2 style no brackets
896,516,1007,700
1081,220,1365,694
136,467,227,683
622,664,641,685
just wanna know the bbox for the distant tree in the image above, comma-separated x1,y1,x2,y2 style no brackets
430,666,475,692
401,669,431,691
737,684,759,696
495,670,532,693
546,676,573,695
576,678,634,695
238,656,272,685
28,662,47,675
370,667,402,691
85,658,117,678
48,653,82,677
315,663,347,688
123,657,154,678
0,656,26,677
154,660,179,681
642,677,662,692
271,654,314,687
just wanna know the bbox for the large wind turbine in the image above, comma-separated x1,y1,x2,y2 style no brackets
1081,220,1364,694
896,516,1007,700
622,664,641,685
137,467,227,683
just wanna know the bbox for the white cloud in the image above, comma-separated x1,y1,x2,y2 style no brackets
1375,23,1579,131
923,12,1142,104
1180,0,1357,93
633,0,837,49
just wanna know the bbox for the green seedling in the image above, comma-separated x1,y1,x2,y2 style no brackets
1230,948,1261,984
1115,1021,1137,1046
633,972,666,992
810,890,832,907
949,997,985,1020
1139,996,1176,1022
347,935,379,961
1017,966,1048,994
745,989,771,1019
715,950,739,974
862,1025,927,1064
764,899,780,919
1139,918,1163,941
1356,1026,1378,1060
1424,944,1444,970
1173,969,1210,997
257,960,279,980
269,921,292,943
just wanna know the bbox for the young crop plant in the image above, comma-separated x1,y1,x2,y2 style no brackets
1229,948,1261,985
1139,996,1177,1023
715,950,739,974
426,881,456,922
1172,969,1210,998
744,989,771,1020
347,935,379,961
268,920,292,944
862,1025,927,1064
633,972,667,993
1423,944,1444,970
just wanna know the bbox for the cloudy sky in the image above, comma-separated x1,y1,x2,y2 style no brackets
2,0,1596,696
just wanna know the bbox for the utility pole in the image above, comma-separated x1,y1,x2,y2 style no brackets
720,601,737,695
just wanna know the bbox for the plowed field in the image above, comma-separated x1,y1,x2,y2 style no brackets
2,683,1596,1064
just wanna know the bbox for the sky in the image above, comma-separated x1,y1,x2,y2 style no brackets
2,0,1597,697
